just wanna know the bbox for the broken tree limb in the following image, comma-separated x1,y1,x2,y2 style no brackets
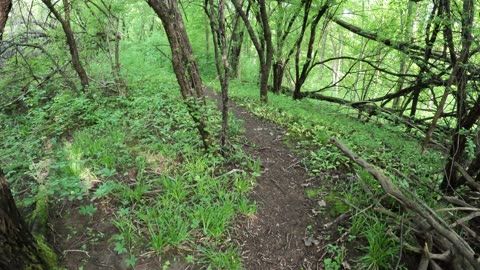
329,137,480,269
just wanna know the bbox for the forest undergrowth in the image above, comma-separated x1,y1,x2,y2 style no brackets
1,41,258,269
0,42,462,270
1,0,480,269
213,78,452,270
0,27,477,270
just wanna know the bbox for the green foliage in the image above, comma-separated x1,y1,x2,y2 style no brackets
357,221,398,270
198,244,243,270
124,254,138,267
0,33,259,268
5,1,472,268
324,244,345,270
324,192,350,217
78,204,98,218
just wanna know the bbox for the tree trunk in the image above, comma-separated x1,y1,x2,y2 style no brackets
41,0,89,90
271,0,305,93
0,0,12,40
257,0,273,103
441,99,480,192
231,0,272,103
292,2,330,100
0,171,47,270
440,0,475,193
271,1,286,94
205,16,210,59
293,79,304,100
228,13,244,79
0,3,47,268
147,0,211,150
205,0,229,149
272,60,285,93
333,32,343,96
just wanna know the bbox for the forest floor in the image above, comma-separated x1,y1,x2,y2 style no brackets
207,90,351,270
50,91,352,270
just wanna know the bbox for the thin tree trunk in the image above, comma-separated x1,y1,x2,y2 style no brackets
84,1,126,93
393,0,415,109
41,0,89,90
147,0,211,150
440,0,475,192
293,1,330,100
272,60,285,93
258,0,273,103
334,33,344,96
228,12,244,78
272,0,304,93
272,0,285,93
205,0,229,148
231,0,272,103
205,16,210,59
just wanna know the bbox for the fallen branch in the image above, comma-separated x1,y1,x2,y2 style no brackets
451,212,480,228
329,137,480,269
453,162,480,192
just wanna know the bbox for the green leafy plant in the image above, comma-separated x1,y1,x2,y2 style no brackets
198,245,242,270
323,244,346,270
78,204,97,218
124,254,138,267
357,221,397,270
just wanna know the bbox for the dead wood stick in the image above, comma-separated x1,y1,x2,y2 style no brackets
329,137,479,269
323,211,351,229
451,212,480,228
453,162,480,192
442,196,474,208
437,207,479,212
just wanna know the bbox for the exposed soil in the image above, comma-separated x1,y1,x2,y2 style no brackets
50,91,350,270
205,90,352,269
227,100,346,270
50,200,163,270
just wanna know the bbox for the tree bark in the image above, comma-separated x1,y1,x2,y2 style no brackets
147,0,211,150
257,0,273,103
0,170,47,270
330,138,480,270
272,60,285,93
228,12,244,79
271,0,303,93
0,0,12,40
41,0,89,90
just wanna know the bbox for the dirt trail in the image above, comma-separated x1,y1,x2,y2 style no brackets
206,90,336,270
230,104,332,270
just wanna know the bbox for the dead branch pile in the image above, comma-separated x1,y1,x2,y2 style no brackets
330,137,480,270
